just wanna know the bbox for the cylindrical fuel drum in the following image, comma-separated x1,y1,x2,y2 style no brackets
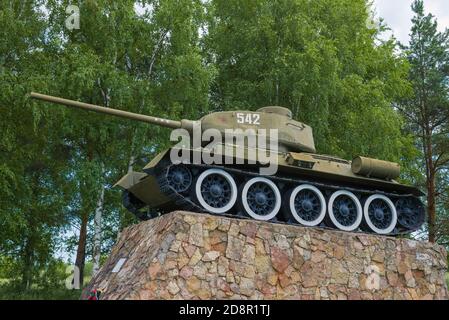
351,156,400,180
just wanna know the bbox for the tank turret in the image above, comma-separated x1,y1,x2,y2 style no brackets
30,92,316,153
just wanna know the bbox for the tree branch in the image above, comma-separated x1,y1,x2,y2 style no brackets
435,152,449,169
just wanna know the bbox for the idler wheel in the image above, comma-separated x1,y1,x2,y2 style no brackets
289,185,326,227
167,165,192,193
363,194,397,235
328,190,363,232
195,169,237,214
241,177,281,221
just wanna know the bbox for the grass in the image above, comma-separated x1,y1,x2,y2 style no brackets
0,266,92,300
0,274,93,300
0,259,96,300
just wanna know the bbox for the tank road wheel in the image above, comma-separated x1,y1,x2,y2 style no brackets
396,198,425,230
363,195,397,235
241,177,281,221
289,185,326,227
195,169,238,214
167,165,192,193
328,190,363,232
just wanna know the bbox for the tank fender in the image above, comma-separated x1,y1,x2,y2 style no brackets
114,171,148,189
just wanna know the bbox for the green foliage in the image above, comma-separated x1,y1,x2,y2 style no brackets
206,0,414,162
0,0,72,290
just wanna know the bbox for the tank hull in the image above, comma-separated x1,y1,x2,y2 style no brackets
117,146,425,236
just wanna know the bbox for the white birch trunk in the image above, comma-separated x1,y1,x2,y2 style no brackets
127,155,135,174
92,186,105,276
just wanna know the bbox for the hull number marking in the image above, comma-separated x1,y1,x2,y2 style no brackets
236,113,261,125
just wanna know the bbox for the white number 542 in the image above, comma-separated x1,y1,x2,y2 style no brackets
236,113,261,125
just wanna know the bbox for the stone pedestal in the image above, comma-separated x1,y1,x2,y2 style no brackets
83,211,448,300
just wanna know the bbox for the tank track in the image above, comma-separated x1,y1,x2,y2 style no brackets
126,163,425,236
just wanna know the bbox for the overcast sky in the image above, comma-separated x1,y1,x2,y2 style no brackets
373,0,449,44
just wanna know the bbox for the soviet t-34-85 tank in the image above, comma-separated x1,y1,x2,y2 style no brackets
30,92,425,236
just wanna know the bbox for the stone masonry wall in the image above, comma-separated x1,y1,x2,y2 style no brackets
83,211,448,300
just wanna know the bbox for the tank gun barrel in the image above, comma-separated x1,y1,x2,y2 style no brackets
30,92,185,129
